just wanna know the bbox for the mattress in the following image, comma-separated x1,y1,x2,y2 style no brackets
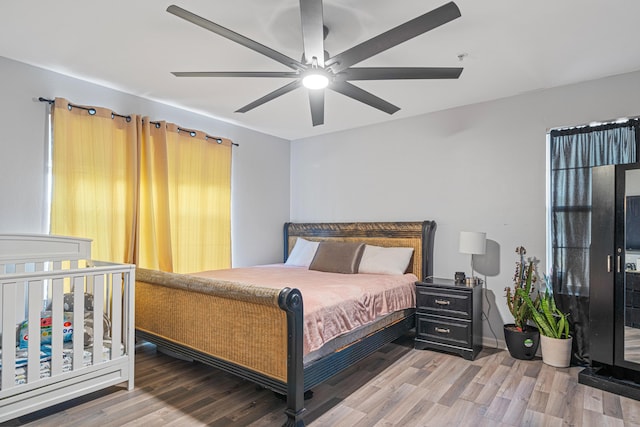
190,264,417,356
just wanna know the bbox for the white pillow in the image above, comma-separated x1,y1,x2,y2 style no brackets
358,245,414,275
285,238,319,267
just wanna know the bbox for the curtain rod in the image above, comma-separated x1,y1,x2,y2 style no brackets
147,120,239,146
38,97,238,147
550,117,639,137
39,97,131,121
548,115,640,136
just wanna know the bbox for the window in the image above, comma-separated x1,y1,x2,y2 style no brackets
548,121,638,296
49,98,232,272
547,119,639,364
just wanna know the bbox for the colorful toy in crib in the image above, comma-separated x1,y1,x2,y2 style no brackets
16,293,111,349
18,312,74,348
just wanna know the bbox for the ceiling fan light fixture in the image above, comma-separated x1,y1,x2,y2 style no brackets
167,2,463,125
302,72,329,90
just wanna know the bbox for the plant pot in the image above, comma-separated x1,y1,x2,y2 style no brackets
503,324,540,360
540,334,573,368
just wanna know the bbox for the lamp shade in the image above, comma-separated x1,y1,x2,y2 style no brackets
459,231,486,255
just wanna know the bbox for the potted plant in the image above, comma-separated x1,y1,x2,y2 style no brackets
503,246,540,360
518,277,572,367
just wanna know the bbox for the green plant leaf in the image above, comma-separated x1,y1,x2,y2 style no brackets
557,315,565,339
525,262,533,293
517,288,555,337
548,290,558,313
540,295,558,336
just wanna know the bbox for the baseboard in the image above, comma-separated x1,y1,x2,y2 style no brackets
482,335,505,351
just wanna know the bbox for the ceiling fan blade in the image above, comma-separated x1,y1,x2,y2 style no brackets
172,71,300,78
167,5,305,71
308,89,324,126
235,80,302,113
326,2,461,73
337,67,463,81
330,81,400,115
299,0,325,67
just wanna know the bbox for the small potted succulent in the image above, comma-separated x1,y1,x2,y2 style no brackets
503,246,540,360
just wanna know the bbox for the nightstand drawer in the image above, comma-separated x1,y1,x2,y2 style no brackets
416,286,472,320
416,314,471,348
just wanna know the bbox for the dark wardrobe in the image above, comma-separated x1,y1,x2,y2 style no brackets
581,163,640,398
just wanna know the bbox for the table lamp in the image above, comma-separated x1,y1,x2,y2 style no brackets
459,231,486,284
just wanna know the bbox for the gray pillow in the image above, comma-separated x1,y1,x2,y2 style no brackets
309,241,366,274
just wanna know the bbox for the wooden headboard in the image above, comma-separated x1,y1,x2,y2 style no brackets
283,221,436,281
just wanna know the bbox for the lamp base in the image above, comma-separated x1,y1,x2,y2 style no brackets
465,276,478,286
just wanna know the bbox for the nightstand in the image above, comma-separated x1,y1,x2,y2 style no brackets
414,278,482,360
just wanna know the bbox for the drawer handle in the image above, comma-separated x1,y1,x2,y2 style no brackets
434,299,451,306
435,327,451,334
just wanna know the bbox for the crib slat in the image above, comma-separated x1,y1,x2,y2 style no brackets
93,274,105,364
0,280,3,353
1,282,17,390
111,273,122,360
50,277,64,376
15,263,26,326
26,280,42,383
72,276,85,370
123,270,135,390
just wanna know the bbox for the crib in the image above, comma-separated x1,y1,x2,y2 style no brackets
0,234,135,423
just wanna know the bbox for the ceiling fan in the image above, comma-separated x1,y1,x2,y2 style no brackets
167,1,463,127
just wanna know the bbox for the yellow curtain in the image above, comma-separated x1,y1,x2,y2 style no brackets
51,99,232,271
137,119,174,271
165,124,232,273
50,98,139,264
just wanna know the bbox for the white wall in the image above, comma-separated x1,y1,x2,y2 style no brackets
291,69,640,347
0,56,290,267
4,53,640,347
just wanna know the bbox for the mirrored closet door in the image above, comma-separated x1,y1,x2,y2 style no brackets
590,163,640,371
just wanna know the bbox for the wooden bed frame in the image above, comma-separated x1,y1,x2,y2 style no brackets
135,220,436,426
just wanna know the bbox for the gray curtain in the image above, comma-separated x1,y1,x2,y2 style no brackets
550,120,638,364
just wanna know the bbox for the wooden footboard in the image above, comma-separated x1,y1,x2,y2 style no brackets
136,268,306,425
135,268,290,383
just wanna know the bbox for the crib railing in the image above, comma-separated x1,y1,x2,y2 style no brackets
0,260,135,396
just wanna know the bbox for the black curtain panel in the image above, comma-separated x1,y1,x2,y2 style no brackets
549,120,639,365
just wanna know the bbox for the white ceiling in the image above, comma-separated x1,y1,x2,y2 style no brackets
2,1,640,140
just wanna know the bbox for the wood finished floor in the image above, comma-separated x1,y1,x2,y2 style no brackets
5,335,640,427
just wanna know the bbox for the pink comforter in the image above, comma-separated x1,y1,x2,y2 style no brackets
190,265,417,355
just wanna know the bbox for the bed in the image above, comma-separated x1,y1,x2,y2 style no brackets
135,220,436,426
0,234,135,423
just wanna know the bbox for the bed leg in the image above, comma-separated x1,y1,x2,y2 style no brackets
283,408,305,427
279,287,306,427
283,383,306,427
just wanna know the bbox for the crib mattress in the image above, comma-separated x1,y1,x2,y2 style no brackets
0,342,123,385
